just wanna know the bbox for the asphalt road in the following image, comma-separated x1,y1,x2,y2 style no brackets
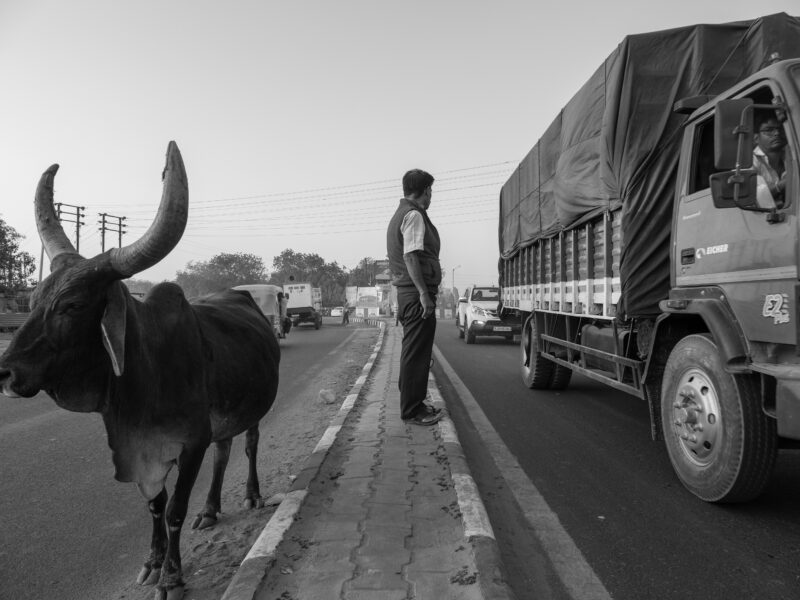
432,322,800,600
0,318,364,600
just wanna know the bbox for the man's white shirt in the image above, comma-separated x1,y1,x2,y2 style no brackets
401,210,425,254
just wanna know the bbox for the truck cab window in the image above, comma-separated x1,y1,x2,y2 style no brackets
689,119,715,193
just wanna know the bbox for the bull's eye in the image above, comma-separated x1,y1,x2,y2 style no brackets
56,301,85,315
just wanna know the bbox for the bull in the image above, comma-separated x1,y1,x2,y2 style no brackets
0,142,280,600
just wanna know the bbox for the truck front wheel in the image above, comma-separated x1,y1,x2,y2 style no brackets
520,315,554,389
661,334,776,503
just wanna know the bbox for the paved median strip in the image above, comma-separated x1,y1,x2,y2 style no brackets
221,322,386,600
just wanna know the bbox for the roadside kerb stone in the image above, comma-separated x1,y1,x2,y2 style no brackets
220,321,386,600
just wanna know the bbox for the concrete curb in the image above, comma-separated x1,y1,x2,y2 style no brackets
220,321,387,600
430,381,519,600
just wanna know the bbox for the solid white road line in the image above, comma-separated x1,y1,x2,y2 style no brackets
433,345,613,600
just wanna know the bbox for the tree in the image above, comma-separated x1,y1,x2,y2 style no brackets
0,217,36,292
175,252,268,298
348,257,378,286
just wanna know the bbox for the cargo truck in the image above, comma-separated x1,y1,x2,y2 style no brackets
283,282,322,329
498,13,800,503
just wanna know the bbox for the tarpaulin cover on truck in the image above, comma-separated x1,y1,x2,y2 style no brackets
498,13,800,318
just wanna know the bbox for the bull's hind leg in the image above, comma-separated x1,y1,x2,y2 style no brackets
137,488,168,586
243,423,264,508
191,438,232,530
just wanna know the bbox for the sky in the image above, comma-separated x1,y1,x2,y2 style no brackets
1,0,798,293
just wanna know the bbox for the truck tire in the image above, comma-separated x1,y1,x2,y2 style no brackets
549,364,572,390
661,334,776,503
520,315,554,389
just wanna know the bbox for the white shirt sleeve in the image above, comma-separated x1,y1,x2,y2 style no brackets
400,210,426,254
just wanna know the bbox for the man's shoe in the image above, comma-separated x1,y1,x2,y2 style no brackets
404,407,443,426
420,403,437,415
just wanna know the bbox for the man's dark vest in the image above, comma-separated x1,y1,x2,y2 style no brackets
386,198,442,291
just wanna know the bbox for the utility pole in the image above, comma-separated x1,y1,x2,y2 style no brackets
98,213,127,251
54,203,86,252
40,203,85,283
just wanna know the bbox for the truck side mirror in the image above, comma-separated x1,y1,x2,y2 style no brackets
714,98,754,170
709,170,759,209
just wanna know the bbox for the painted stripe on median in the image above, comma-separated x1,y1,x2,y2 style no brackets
314,425,341,454
452,472,495,539
242,489,307,562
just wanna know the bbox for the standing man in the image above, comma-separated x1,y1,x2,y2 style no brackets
386,169,443,426
342,298,350,325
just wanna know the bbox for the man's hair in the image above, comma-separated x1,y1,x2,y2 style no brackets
754,110,779,132
402,169,435,197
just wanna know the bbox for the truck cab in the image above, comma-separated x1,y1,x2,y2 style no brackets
667,59,799,430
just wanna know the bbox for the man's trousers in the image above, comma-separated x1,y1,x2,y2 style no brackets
396,286,437,420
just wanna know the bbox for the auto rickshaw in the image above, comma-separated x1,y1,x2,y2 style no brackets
233,284,286,340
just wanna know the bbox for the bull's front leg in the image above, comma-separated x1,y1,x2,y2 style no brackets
156,442,208,600
243,423,264,509
137,488,168,586
191,438,232,530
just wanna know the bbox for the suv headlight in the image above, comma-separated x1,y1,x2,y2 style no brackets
471,306,486,317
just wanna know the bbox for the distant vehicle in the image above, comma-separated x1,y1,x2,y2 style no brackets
330,306,343,317
233,284,286,340
457,285,521,344
283,282,323,329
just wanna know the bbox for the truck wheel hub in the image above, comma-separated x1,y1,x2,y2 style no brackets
670,369,722,465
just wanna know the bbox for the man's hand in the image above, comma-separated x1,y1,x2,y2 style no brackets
419,291,434,319
404,251,436,319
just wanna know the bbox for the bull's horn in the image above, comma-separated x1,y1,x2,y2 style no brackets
110,141,188,278
35,164,81,268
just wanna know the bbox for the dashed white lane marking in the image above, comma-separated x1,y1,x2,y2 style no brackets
433,345,613,600
327,329,361,356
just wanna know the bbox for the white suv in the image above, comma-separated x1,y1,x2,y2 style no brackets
456,286,520,344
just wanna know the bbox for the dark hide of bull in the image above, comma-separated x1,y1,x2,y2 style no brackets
0,143,280,600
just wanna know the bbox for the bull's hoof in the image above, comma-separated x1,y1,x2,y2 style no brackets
244,496,264,509
137,565,160,586
153,584,184,600
191,512,218,530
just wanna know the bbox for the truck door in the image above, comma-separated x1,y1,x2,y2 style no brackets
674,84,797,345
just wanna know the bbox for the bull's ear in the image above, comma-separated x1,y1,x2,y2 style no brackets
101,282,127,376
